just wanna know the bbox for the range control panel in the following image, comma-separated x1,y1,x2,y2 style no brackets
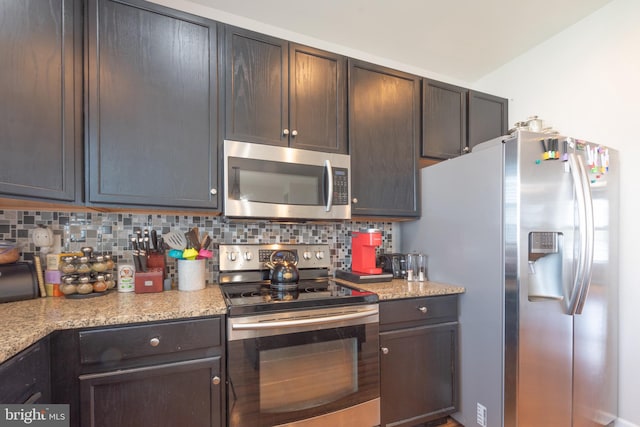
219,244,331,272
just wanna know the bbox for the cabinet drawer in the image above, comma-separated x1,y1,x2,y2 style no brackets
79,317,220,365
380,295,458,328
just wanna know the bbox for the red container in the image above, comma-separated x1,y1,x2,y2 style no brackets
351,230,383,274
134,268,163,293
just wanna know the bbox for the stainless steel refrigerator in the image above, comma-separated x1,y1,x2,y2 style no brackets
401,130,618,426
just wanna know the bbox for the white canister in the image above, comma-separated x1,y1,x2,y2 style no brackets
117,264,135,292
177,259,206,291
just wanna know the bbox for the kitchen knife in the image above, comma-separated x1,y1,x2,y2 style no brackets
131,237,142,272
151,230,158,252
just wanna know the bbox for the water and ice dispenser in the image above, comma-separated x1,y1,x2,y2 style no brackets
527,231,564,301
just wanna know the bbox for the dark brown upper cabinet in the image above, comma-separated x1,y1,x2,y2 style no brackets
85,0,220,209
422,79,468,160
224,26,347,153
422,81,508,160
0,0,82,202
468,90,508,151
348,60,420,218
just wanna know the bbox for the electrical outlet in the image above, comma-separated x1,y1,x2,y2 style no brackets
477,403,487,427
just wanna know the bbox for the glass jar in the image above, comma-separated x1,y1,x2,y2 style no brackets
91,255,108,272
60,257,76,274
76,256,91,274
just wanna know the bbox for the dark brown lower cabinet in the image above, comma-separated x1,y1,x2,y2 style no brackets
0,337,50,404
51,317,224,427
379,296,459,427
79,357,221,427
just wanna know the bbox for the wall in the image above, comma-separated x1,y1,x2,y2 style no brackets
0,209,393,285
474,0,640,425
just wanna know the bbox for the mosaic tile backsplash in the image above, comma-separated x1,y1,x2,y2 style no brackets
0,210,393,286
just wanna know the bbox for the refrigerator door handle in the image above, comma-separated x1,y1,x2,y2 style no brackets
567,153,595,315
575,154,595,314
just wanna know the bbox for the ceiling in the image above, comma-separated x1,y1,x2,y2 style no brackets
187,0,613,82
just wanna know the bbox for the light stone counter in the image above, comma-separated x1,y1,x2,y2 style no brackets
0,285,226,363
1,279,463,364
334,278,465,300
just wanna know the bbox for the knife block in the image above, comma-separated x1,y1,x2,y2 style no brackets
134,268,163,293
147,253,167,278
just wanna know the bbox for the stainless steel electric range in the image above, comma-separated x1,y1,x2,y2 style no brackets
219,243,380,427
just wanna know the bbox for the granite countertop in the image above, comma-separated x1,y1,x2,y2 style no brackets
0,285,226,364
1,279,464,364
335,278,465,300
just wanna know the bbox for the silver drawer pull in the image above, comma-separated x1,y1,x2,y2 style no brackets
212,376,221,385
381,347,389,355
149,337,160,347
418,306,428,314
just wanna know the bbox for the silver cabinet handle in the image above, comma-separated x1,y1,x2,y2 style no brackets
352,197,358,204
463,146,470,153
149,337,160,347
210,188,217,195
212,376,221,385
418,306,428,314
291,130,298,136
381,347,389,355
283,129,290,135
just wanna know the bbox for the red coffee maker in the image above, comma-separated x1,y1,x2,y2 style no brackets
351,229,383,274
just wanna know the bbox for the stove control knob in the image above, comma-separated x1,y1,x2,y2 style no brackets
244,251,253,261
302,251,312,260
227,252,237,262
315,251,325,260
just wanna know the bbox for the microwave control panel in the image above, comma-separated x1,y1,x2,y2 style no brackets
332,167,349,205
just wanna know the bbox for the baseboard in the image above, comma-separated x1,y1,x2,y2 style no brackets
616,417,640,427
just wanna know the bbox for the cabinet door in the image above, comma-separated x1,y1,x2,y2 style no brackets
422,79,467,159
289,44,347,154
0,0,81,202
380,323,458,427
468,90,508,151
86,0,219,209
80,356,222,427
349,60,420,217
0,338,50,404
225,26,288,146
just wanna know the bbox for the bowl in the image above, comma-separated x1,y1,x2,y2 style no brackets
0,241,20,264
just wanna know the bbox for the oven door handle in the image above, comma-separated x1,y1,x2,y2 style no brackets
231,308,378,330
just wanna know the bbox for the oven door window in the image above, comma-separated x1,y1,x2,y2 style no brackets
260,337,357,413
228,323,379,427
228,157,325,206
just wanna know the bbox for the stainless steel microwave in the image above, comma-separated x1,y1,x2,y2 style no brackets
223,140,351,220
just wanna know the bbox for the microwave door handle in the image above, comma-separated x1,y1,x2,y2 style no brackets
324,159,333,212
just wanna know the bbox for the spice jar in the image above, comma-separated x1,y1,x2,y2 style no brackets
60,283,77,295
76,256,91,274
93,274,107,292
60,256,76,274
77,276,93,294
91,255,108,272
104,254,115,270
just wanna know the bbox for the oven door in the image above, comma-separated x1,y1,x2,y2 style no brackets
227,305,380,427
223,139,351,220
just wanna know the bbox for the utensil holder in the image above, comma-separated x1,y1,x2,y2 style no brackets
177,259,206,291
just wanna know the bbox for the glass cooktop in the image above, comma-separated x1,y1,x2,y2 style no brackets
222,279,378,316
